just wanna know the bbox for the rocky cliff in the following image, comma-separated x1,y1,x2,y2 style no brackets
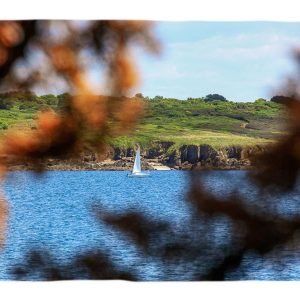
141,142,262,170
7,141,263,171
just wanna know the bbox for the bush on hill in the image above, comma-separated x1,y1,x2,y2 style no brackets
204,94,227,102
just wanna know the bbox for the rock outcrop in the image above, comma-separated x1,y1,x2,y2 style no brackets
109,142,261,170
180,145,199,164
7,141,264,171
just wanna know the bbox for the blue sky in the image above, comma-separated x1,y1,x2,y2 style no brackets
134,22,300,101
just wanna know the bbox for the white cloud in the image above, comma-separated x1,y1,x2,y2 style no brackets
166,31,300,62
137,25,300,100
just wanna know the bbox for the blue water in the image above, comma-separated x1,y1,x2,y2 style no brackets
0,170,300,280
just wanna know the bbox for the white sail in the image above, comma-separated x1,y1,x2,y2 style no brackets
128,145,150,177
132,146,141,173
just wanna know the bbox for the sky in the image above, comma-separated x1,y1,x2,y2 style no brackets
134,22,300,101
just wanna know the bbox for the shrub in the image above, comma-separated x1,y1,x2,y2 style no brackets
0,99,13,110
204,94,227,102
0,121,8,130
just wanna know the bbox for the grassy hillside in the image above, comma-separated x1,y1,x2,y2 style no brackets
0,92,287,150
114,97,286,149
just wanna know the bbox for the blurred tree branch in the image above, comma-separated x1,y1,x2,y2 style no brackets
2,21,300,281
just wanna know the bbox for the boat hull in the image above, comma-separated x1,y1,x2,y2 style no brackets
127,172,150,177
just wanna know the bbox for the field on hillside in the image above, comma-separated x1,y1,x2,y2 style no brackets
0,93,287,150
114,97,287,149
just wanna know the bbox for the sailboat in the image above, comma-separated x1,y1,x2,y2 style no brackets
128,145,150,177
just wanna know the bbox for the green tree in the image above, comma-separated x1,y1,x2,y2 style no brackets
0,98,13,110
57,93,71,111
254,98,267,103
204,94,227,102
270,95,290,104
39,94,58,106
134,93,144,99
153,95,164,100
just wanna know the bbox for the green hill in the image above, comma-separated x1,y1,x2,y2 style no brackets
0,92,287,150
114,97,286,149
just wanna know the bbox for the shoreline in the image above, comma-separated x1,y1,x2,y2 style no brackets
5,142,260,172
6,168,252,172
7,158,254,172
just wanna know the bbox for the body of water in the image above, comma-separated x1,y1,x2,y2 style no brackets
0,170,300,280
